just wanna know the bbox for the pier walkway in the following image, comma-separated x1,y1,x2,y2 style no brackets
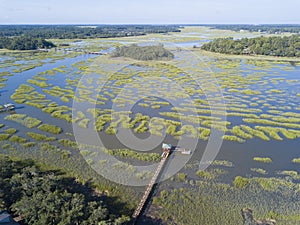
131,149,170,224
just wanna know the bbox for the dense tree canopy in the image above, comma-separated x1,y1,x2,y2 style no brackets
0,156,130,225
201,35,300,57
0,25,180,39
211,24,300,34
0,37,56,50
111,44,174,61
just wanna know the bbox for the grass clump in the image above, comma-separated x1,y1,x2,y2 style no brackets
199,128,211,140
78,119,90,128
4,128,17,135
251,168,268,175
211,160,233,167
253,157,272,164
102,147,161,162
105,126,117,135
222,135,245,143
22,142,36,148
9,135,27,143
240,125,270,141
292,158,300,164
277,170,300,180
2,144,11,149
0,134,10,141
58,139,78,149
38,124,62,134
233,176,250,189
177,173,187,182
5,114,42,128
27,79,48,88
196,170,216,180
231,126,253,139
27,132,56,142
196,169,226,180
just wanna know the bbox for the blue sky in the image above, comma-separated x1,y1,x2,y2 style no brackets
0,0,299,24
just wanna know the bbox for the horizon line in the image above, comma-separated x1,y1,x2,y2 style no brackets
0,23,300,26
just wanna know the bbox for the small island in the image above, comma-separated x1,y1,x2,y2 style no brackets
111,44,174,61
201,35,300,57
0,36,56,50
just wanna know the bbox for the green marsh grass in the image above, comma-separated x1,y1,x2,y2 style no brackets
78,119,90,128
277,170,300,180
251,168,268,175
231,126,253,139
292,158,300,164
240,125,270,141
22,142,36,148
27,132,56,142
211,160,233,167
0,134,10,141
4,128,17,135
222,135,245,143
233,176,250,189
102,147,160,162
253,157,272,164
9,135,27,143
38,124,62,134
5,114,42,128
27,79,49,88
58,139,78,149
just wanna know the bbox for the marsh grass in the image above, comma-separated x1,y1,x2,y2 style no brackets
211,160,233,167
22,142,36,148
9,135,27,143
4,128,17,135
78,119,90,128
38,124,62,134
102,147,160,162
222,135,245,143
253,157,272,164
0,134,10,141
292,158,300,164
27,79,49,88
277,170,300,180
58,139,78,149
5,114,42,128
251,168,268,175
196,168,227,180
27,132,56,142
240,125,270,141
231,126,253,139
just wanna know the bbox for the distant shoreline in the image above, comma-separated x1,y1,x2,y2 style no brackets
194,49,300,62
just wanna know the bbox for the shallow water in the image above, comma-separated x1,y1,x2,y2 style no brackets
0,40,300,182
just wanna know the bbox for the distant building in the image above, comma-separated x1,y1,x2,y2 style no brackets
0,211,19,225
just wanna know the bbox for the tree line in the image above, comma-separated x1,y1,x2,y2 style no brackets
111,44,174,61
211,24,300,34
0,156,130,225
201,35,300,57
0,37,56,50
0,25,180,39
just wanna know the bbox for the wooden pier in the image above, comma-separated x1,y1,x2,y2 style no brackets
131,145,171,224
